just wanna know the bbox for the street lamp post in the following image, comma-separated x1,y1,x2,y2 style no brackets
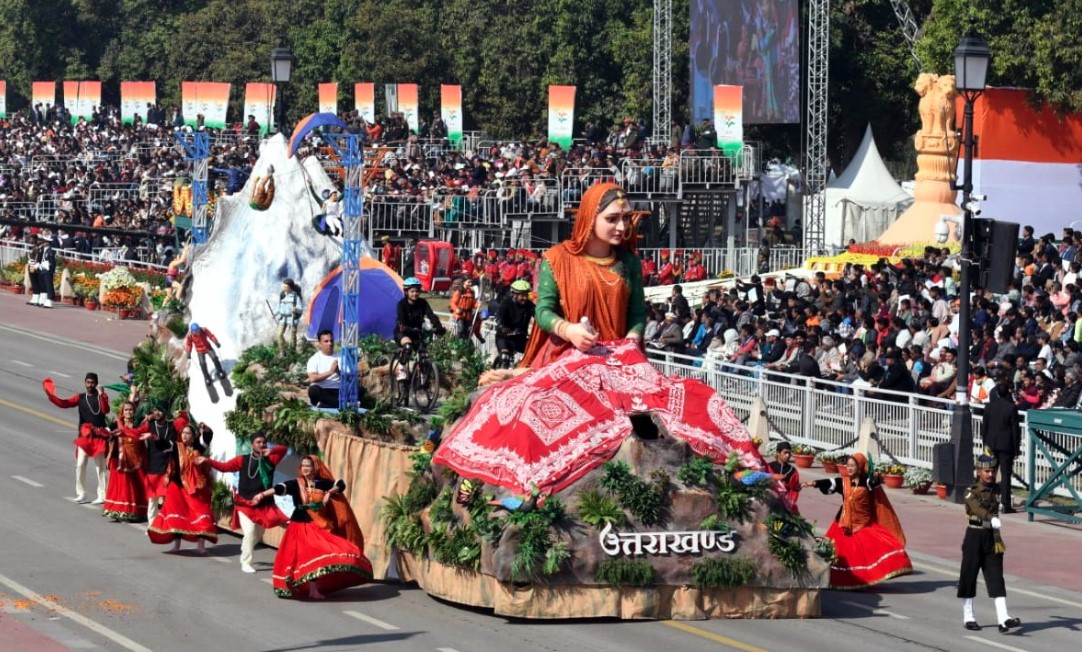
949,32,991,503
270,43,294,135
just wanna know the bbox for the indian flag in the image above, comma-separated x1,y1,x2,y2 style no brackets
547,85,576,150
0,81,6,118
32,81,55,111
181,81,231,129
441,84,462,145
319,83,338,115
398,83,419,133
120,81,156,125
244,82,276,135
713,85,743,155
62,81,101,124
354,83,375,124
964,88,1082,237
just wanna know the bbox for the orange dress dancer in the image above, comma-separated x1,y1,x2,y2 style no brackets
148,424,218,552
271,455,371,599
103,402,147,522
809,453,913,589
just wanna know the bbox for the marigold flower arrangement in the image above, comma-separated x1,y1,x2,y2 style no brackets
102,286,144,309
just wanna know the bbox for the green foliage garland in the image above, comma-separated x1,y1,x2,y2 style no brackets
575,488,625,528
594,559,655,587
764,512,813,576
677,455,716,487
690,557,757,589
598,461,669,526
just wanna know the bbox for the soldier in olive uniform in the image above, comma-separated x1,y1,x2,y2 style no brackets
959,453,1021,633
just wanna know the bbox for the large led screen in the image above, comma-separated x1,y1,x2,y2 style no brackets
690,0,801,124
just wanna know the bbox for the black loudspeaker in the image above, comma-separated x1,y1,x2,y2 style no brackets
932,442,955,485
972,218,1019,293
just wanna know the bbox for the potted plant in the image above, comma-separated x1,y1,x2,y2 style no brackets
791,444,816,468
880,463,907,489
816,452,842,474
904,467,933,494
103,286,143,318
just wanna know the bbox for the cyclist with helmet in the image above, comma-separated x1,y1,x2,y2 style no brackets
184,322,226,386
396,277,446,346
495,280,535,368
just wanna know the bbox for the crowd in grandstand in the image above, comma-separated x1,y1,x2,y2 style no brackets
641,230,1082,410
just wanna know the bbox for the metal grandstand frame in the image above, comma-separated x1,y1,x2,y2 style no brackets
652,0,672,144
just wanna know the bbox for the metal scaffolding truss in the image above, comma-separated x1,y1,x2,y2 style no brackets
652,0,672,143
323,134,364,411
803,0,830,253
173,132,210,244
890,0,923,69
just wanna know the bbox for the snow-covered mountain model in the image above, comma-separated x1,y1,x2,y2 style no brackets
183,134,373,464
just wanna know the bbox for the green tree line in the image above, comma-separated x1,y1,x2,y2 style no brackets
0,0,1078,171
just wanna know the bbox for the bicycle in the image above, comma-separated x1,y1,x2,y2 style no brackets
390,331,441,413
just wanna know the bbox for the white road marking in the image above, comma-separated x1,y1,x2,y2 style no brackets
209,556,230,564
964,635,1029,652
437,648,463,652
0,323,129,361
915,561,1082,609
49,370,72,378
10,359,33,367
260,578,274,585
343,610,400,630
11,475,44,488
838,600,910,619
0,571,154,652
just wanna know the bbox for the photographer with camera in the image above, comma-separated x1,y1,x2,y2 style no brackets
495,280,535,368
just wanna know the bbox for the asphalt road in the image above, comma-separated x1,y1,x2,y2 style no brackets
0,320,1080,652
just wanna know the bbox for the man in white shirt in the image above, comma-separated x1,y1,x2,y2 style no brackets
306,329,340,408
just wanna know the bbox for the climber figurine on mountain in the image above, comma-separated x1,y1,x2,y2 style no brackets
185,323,227,387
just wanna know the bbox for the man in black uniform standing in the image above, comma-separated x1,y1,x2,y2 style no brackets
29,231,57,308
982,380,1022,512
959,453,1021,633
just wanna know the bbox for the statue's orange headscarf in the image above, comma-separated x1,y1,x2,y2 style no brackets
520,182,642,368
562,182,641,256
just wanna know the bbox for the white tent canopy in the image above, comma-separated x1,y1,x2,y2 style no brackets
824,125,913,247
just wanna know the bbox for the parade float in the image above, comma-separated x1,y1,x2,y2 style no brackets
131,132,832,620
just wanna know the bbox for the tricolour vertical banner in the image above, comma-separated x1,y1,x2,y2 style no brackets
713,84,743,155
181,81,231,129
440,84,463,145
319,83,338,115
244,82,276,135
547,85,576,150
62,81,102,124
354,83,375,124
397,83,419,134
0,81,6,119
32,81,56,111
120,81,156,125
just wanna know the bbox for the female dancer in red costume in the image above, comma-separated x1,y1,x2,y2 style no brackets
806,453,913,589
270,455,371,599
148,423,218,554
102,401,147,522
